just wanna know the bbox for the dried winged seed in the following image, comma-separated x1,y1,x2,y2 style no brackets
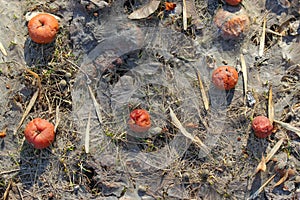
255,155,267,173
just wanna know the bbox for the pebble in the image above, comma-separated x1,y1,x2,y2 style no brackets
59,79,67,88
65,72,72,79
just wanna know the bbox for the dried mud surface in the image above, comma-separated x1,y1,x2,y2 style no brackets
0,0,299,199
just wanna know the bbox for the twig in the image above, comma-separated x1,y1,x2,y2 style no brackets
24,68,42,92
16,184,24,200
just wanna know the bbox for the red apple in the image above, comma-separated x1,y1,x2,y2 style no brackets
128,109,151,133
24,118,55,149
252,116,273,138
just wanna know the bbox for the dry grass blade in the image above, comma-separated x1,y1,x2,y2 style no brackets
85,112,91,154
182,0,188,30
54,105,60,133
88,85,103,124
268,85,274,124
3,180,12,200
265,138,284,162
128,0,160,19
274,120,300,137
13,89,39,136
266,28,282,37
16,184,24,200
195,69,209,111
169,107,210,155
0,169,20,175
240,54,248,95
247,174,276,200
259,17,266,57
0,41,7,56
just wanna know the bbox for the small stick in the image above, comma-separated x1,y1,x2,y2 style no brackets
16,184,24,200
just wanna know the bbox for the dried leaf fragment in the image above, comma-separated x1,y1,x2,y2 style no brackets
165,2,176,11
273,168,289,188
128,0,160,20
0,128,7,138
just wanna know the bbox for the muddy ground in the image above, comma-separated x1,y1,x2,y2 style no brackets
0,0,299,199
